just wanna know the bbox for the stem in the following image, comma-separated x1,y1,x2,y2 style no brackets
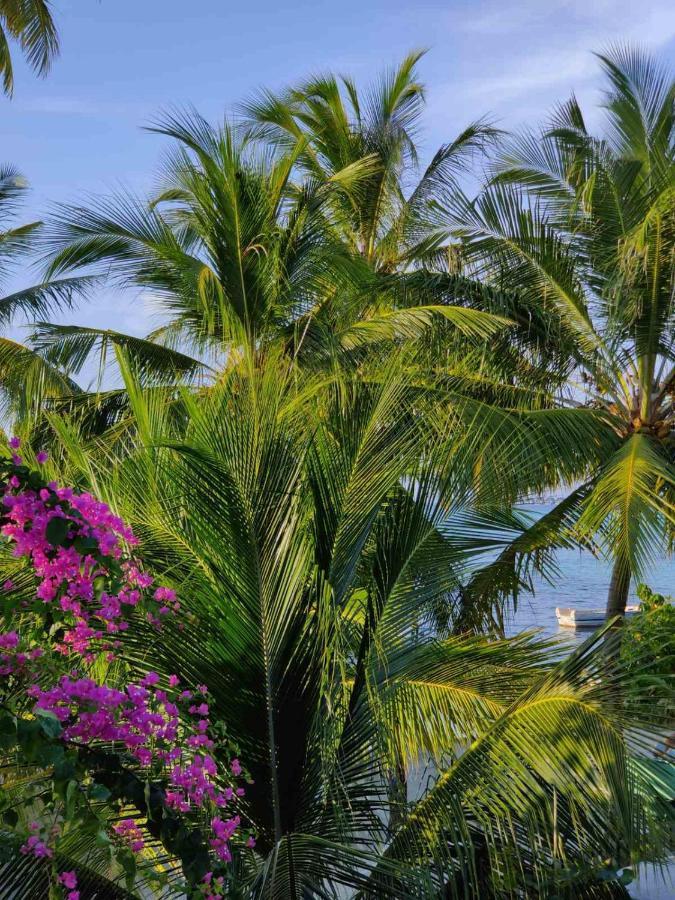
387,750,407,834
605,554,631,620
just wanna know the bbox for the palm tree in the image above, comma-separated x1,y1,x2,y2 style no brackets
34,110,381,373
19,52,590,438
242,51,499,274
4,348,667,898
0,0,59,95
28,96,520,401
450,46,674,618
0,163,94,423
241,53,580,390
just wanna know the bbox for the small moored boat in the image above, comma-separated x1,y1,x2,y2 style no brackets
555,605,641,628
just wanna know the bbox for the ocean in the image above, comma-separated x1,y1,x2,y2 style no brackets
503,502,675,642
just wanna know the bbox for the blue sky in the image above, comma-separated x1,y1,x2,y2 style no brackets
2,0,674,363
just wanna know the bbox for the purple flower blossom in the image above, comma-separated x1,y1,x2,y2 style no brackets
59,871,78,890
0,464,247,872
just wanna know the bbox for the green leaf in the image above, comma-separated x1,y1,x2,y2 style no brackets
45,515,70,546
92,574,106,600
16,718,42,758
0,712,16,750
35,707,63,739
90,782,112,802
36,742,65,767
73,535,99,554
2,809,18,827
65,778,79,818
27,471,44,490
117,847,137,890
53,756,76,783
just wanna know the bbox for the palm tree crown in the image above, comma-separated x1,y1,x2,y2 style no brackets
0,0,58,95
451,46,674,616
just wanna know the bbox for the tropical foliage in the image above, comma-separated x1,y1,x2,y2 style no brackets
1,358,672,897
0,448,251,898
450,47,675,615
0,28,672,900
621,584,675,710
0,163,92,423
0,0,59,95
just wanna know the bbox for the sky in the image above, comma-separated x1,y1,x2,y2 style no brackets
2,0,674,368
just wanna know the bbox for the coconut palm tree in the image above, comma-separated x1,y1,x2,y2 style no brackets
29,99,520,402
449,46,674,619
241,54,577,385
242,51,499,273
17,52,583,432
3,348,668,898
0,163,95,423
0,0,59,95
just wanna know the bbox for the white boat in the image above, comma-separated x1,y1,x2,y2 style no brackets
555,605,641,628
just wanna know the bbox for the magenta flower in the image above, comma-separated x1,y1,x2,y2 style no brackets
0,466,248,876
59,871,78,890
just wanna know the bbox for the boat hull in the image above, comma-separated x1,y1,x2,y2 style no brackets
555,605,641,628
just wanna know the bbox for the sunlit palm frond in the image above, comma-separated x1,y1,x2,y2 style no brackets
0,0,59,95
29,321,210,385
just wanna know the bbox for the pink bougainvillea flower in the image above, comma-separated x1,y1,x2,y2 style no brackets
0,464,248,878
59,871,78,890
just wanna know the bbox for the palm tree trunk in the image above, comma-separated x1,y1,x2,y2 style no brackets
387,754,408,833
605,555,630,620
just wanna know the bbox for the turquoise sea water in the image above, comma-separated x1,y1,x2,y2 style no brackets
503,503,675,642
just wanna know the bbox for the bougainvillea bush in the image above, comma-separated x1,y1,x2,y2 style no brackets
0,443,254,898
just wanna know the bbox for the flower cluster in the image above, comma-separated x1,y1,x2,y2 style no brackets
1,440,177,661
58,871,79,900
20,822,53,859
209,815,241,862
201,871,227,900
0,450,252,887
29,672,246,824
0,629,42,676
112,819,145,854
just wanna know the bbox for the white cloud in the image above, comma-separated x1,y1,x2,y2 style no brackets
459,0,571,36
18,96,149,118
427,0,674,133
460,0,675,43
460,48,596,104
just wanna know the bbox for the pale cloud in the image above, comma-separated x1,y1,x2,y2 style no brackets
18,96,149,118
459,0,570,36
427,0,674,134
459,48,596,104
459,0,674,42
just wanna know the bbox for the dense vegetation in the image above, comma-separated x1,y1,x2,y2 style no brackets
0,9,672,898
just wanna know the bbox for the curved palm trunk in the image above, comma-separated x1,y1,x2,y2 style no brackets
387,754,408,833
605,555,630,620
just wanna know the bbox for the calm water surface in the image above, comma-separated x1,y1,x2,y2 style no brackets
503,503,675,642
